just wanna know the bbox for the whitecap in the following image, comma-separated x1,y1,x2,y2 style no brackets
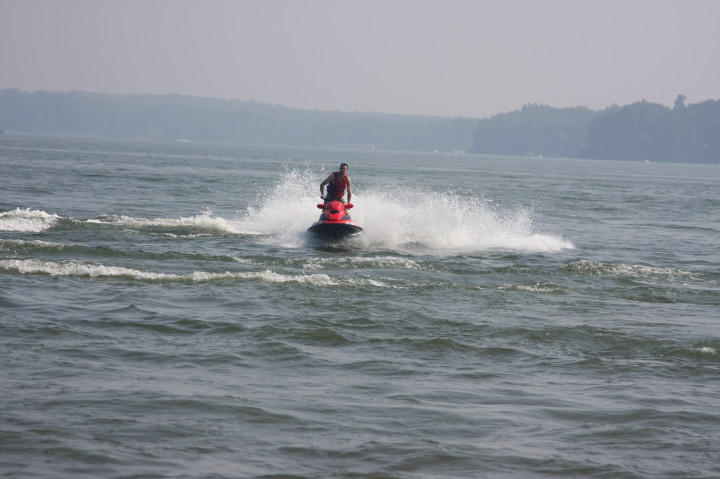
0,259,178,280
301,256,422,271
564,260,698,279
0,239,74,252
0,208,60,233
87,209,245,235
0,259,391,288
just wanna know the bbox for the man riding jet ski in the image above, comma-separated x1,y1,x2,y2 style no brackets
308,163,362,241
319,162,353,205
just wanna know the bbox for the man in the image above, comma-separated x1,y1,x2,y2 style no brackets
320,163,352,204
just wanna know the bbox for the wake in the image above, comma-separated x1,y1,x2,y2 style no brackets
1,169,573,255
234,169,574,254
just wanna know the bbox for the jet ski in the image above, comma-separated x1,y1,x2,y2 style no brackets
307,200,363,241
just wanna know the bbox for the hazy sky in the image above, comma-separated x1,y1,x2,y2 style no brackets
2,0,719,118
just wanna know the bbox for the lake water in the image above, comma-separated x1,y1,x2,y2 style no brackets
1,134,719,478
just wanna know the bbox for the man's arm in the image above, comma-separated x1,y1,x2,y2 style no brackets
346,177,352,203
320,175,332,197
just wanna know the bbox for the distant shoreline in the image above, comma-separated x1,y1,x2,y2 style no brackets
1,89,718,163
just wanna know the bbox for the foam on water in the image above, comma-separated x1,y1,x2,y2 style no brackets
300,256,423,270
0,208,60,232
0,258,180,280
564,260,699,279
235,169,574,254
236,169,324,245
0,239,77,253
87,209,244,235
0,259,390,287
355,189,572,254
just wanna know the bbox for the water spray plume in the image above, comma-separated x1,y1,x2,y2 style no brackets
236,169,573,254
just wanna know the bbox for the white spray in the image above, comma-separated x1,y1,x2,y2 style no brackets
235,169,573,254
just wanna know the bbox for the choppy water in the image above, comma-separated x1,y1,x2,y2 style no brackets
1,134,719,478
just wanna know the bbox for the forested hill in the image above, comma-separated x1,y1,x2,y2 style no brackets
470,104,600,158
0,89,478,152
470,96,720,163
580,96,720,163
1,89,718,163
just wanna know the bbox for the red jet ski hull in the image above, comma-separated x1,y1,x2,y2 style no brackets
307,201,363,241
307,222,363,241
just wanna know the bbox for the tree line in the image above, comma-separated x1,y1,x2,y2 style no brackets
579,96,720,163
1,89,718,163
0,89,477,152
470,96,719,163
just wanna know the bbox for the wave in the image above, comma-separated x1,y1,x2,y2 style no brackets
0,239,419,271
0,207,257,237
0,208,60,232
470,282,570,294
0,239,243,264
0,258,580,296
692,347,717,356
236,169,575,254
86,209,247,235
3,169,574,256
234,255,424,271
0,239,77,253
0,259,390,287
562,260,699,279
301,255,423,270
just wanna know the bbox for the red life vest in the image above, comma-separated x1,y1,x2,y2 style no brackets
327,172,349,199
